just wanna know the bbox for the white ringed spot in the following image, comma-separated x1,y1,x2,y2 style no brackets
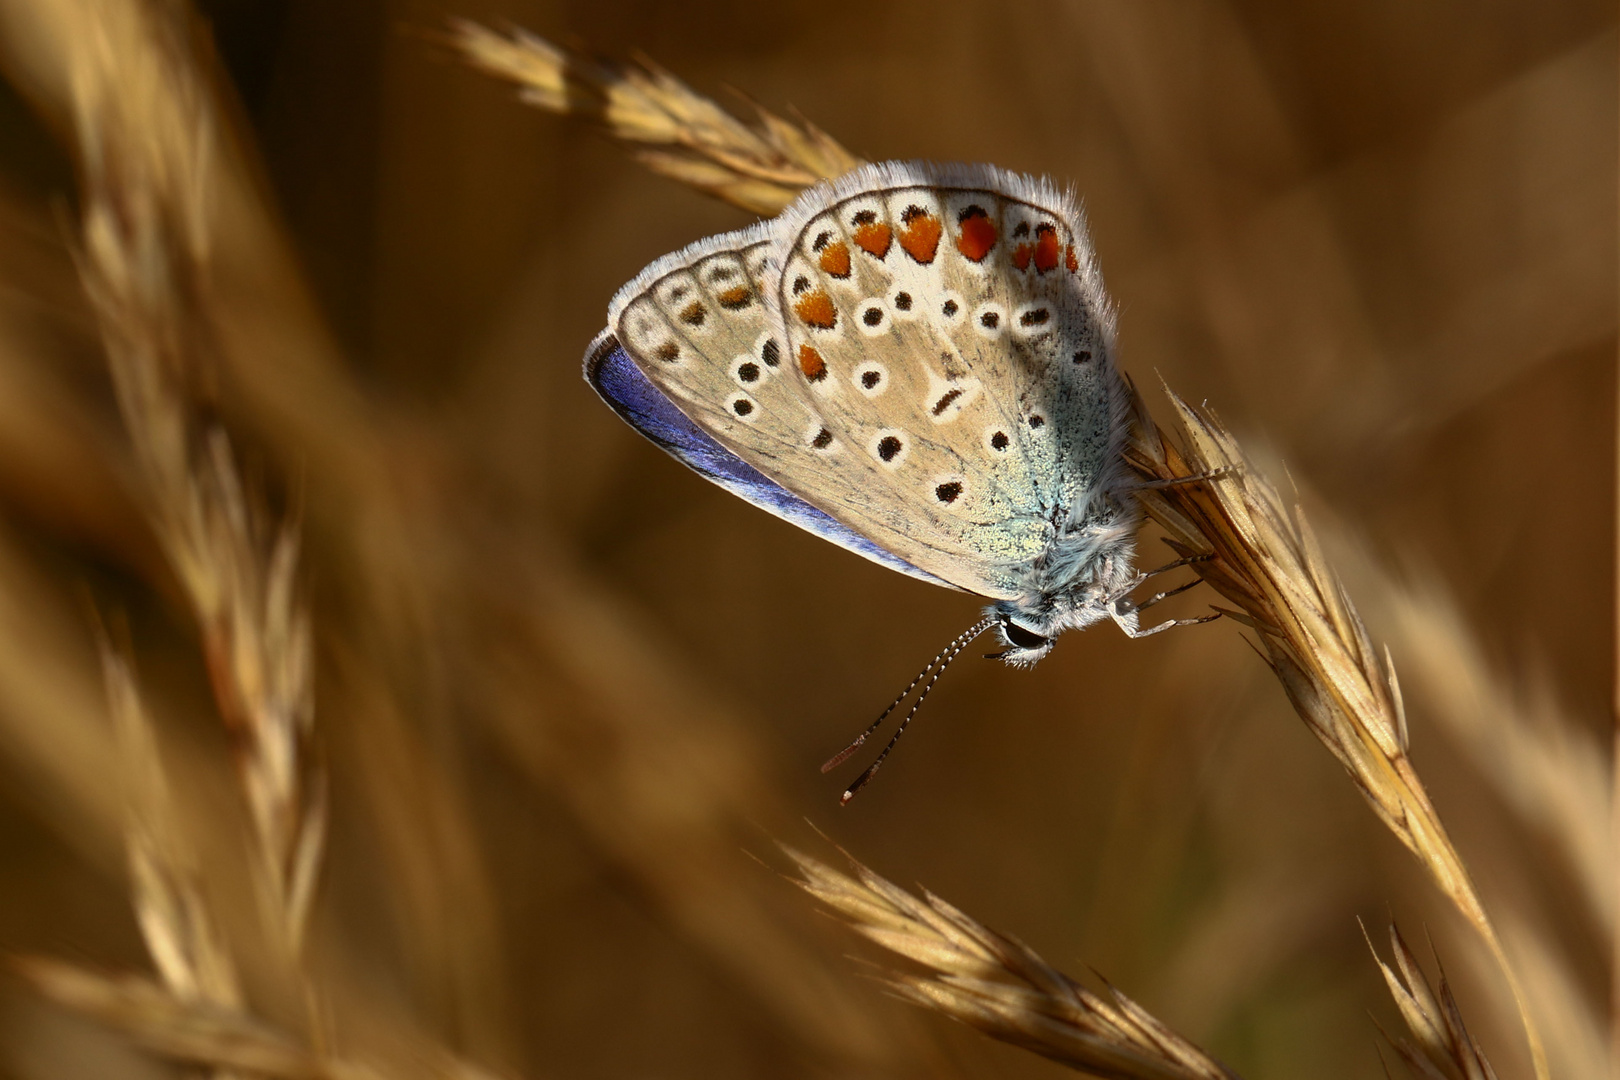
804,420,840,453
855,297,891,337
727,392,760,422
930,474,967,508
972,301,1008,339
887,285,920,320
732,354,766,386
869,427,910,470
854,362,890,398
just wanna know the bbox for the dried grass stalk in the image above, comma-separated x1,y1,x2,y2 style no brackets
784,846,1239,1080
449,20,861,214
1380,579,1612,936
1365,922,1501,1080
67,0,324,963
1122,384,1547,1079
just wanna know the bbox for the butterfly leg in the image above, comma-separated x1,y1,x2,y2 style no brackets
1138,552,1213,581
1107,552,1211,614
1110,605,1221,639
1109,554,1220,637
1124,576,1203,613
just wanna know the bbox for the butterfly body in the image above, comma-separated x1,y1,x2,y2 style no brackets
588,161,1149,664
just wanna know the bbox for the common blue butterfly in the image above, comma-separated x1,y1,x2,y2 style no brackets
585,162,1212,798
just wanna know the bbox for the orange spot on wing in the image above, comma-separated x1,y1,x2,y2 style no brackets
794,289,838,329
1033,225,1061,272
898,207,942,264
797,344,827,381
1012,244,1033,270
1065,244,1079,272
956,210,997,262
818,241,852,277
853,221,892,259
716,285,753,309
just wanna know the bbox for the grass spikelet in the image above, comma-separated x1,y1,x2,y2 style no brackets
1122,384,1547,1079
448,20,861,213
1364,922,1500,1080
99,638,241,1014
14,959,323,1079
784,845,1239,1080
66,0,325,967
12,956,515,1080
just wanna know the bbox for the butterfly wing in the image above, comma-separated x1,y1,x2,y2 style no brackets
589,229,955,589
594,164,1127,603
763,162,1128,599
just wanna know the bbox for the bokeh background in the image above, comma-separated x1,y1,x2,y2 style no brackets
0,1,1612,1078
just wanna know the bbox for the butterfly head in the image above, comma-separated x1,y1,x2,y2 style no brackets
989,615,1055,667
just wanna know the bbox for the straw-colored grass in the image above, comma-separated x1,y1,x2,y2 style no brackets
1366,922,1501,1080
449,20,860,214
1122,389,1548,1077
786,845,1240,1079
61,0,324,1031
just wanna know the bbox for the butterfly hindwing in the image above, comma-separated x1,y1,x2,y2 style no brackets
766,162,1124,599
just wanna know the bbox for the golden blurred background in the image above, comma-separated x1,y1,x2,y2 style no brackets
0,0,1611,1077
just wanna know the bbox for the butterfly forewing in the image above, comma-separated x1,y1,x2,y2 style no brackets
606,225,968,587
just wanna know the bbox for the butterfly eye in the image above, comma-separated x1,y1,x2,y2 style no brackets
1002,622,1049,650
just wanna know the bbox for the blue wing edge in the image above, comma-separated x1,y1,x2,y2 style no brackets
584,331,956,590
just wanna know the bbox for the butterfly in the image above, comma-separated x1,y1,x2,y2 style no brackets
585,161,1213,800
